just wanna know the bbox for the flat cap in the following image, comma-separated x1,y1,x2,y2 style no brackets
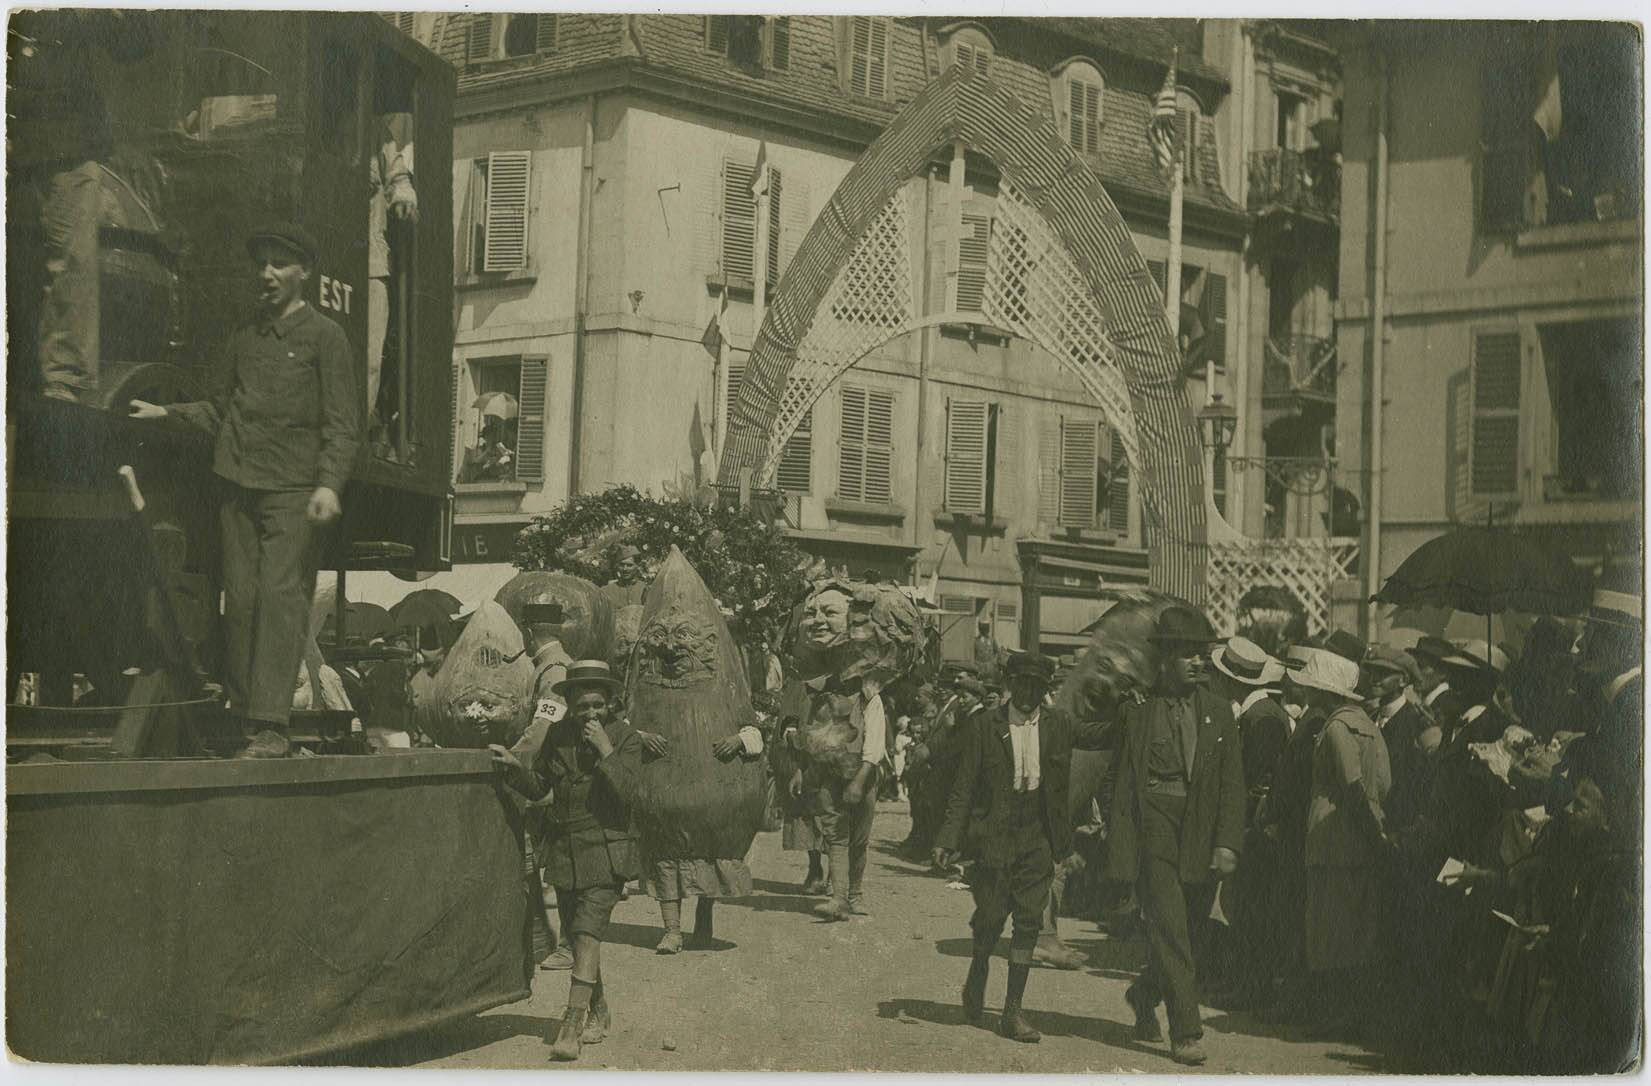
247,221,320,267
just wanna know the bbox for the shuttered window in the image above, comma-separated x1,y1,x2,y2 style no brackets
847,16,890,99
1471,331,1522,495
766,168,784,291
1059,418,1098,528
944,399,990,514
955,214,990,312
1205,271,1228,368
722,159,756,283
450,359,463,479
394,12,416,37
1179,108,1200,183
1068,77,1102,154
768,17,791,69
536,14,558,52
953,41,991,77
479,151,530,273
466,14,493,61
516,356,549,482
709,15,789,68
839,385,894,504
1481,29,1532,231
776,409,813,494
1106,428,1132,534
707,15,730,53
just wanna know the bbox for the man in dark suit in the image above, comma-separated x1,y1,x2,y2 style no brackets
1106,606,1245,1066
933,652,1110,1043
1408,635,1466,748
1365,645,1432,832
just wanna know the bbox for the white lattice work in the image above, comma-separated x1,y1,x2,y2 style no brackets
1206,537,1361,638
757,179,1141,484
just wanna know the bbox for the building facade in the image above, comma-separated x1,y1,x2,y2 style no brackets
1334,22,1641,638
396,14,1349,651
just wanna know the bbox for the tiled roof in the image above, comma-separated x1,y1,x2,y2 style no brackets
1031,18,1229,89
425,14,1239,214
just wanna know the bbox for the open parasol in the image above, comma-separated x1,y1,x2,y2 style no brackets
1372,524,1591,651
473,391,519,420
390,588,463,631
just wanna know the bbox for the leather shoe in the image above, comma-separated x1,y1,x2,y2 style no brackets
801,874,829,895
1033,940,1086,971
997,1004,1041,1043
1126,985,1163,1042
237,729,291,759
813,900,850,922
1170,1038,1207,1066
539,946,574,971
549,1007,586,1061
655,930,683,954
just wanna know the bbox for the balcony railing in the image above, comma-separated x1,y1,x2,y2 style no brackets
1263,333,1338,402
1248,148,1340,220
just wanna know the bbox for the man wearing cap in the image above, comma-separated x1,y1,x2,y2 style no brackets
131,222,361,757
933,652,1112,1043
513,603,576,972
1106,606,1245,1065
1207,636,1290,1007
1365,645,1433,831
1558,578,1642,827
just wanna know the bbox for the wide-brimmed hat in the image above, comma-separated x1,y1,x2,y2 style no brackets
1149,606,1218,646
1407,635,1457,665
1211,636,1284,686
1322,629,1368,666
1442,639,1510,674
1289,648,1362,700
1005,652,1055,682
1587,577,1642,632
552,659,624,700
522,602,566,626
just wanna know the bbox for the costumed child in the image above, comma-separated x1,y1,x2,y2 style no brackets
490,659,642,1063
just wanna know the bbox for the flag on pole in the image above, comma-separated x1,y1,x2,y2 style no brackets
701,280,728,358
1149,48,1180,179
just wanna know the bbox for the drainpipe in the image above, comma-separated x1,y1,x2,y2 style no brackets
1362,46,1391,638
914,166,934,569
1235,24,1256,534
568,94,597,498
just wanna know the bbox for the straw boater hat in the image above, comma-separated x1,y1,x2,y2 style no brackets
1587,573,1643,633
552,659,624,700
1442,639,1510,674
1288,648,1362,700
1211,636,1285,686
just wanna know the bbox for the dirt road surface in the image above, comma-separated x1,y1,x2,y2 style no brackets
348,801,1384,1074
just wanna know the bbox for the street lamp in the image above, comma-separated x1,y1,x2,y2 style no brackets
1197,391,1238,453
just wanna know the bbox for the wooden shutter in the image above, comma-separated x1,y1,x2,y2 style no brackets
956,214,990,312
839,385,867,501
779,175,809,277
849,16,888,98
721,158,756,282
1179,108,1199,182
1206,271,1228,367
1481,30,1530,231
482,151,530,273
395,12,416,36
1038,415,1061,523
1445,368,1476,520
1471,331,1521,495
467,14,493,61
1147,259,1167,299
450,359,463,479
766,167,784,291
940,595,978,662
777,409,813,494
456,158,477,274
954,42,989,77
535,14,558,52
944,399,989,514
1059,419,1098,528
768,16,790,69
515,356,548,482
707,15,730,54
1107,427,1131,534
1069,78,1101,153
727,362,747,414
865,389,894,504
992,402,1017,519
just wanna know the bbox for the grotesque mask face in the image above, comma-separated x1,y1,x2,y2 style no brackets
638,612,719,686
804,589,852,650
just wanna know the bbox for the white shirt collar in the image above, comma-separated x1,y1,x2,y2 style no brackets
1235,687,1279,717
1008,702,1041,728
1424,681,1451,707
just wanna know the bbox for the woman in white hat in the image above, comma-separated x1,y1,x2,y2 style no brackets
1296,649,1392,1040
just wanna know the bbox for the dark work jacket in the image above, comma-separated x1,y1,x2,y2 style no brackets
1236,694,1292,822
1379,701,1433,831
1107,685,1246,886
515,715,643,889
171,303,361,494
936,701,1110,867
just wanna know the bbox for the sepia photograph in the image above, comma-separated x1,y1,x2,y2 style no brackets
3,7,1643,1075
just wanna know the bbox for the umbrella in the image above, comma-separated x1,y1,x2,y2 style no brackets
322,601,394,643
473,391,518,420
390,588,463,631
1372,525,1592,651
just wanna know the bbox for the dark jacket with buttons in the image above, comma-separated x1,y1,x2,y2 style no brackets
171,303,361,493
513,715,643,889
936,700,1111,868
1106,685,1246,885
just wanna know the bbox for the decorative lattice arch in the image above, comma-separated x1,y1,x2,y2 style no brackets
1205,537,1361,638
719,65,1208,601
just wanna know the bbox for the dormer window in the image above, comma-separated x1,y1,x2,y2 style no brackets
1052,59,1106,156
943,26,993,78
707,15,790,71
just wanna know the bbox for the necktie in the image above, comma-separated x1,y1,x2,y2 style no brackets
1176,699,1198,781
